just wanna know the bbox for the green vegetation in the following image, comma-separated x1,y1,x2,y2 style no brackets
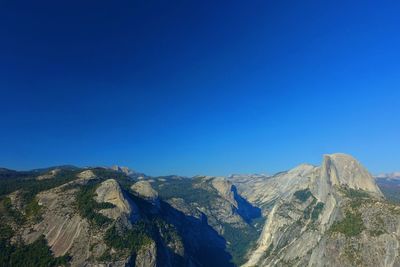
98,250,112,262
369,216,386,236
0,169,80,223
0,224,14,265
0,169,78,266
9,235,70,267
340,187,371,209
343,242,362,265
152,218,182,244
369,229,385,236
91,168,126,179
2,196,42,224
0,169,80,200
75,183,115,227
25,198,42,222
2,197,25,224
294,189,312,202
303,199,324,222
264,244,274,259
330,211,365,237
222,222,263,266
311,202,325,221
154,176,263,265
303,198,317,220
152,177,220,207
342,188,370,199
104,222,152,255
91,168,130,184
0,225,69,267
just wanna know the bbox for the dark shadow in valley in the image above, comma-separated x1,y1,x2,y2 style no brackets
123,187,233,267
232,185,261,223
159,200,235,267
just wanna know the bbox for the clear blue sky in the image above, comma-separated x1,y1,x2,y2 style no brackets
0,0,399,176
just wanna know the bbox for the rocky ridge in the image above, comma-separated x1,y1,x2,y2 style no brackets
0,153,399,267
242,154,394,267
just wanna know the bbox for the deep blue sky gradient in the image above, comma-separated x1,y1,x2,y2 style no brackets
1,0,399,176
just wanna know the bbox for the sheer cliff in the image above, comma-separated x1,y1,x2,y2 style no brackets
0,153,399,267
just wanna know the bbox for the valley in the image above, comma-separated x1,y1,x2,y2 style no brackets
0,154,399,267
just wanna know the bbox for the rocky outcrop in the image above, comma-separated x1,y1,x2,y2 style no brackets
36,169,60,180
307,200,400,267
211,177,260,222
8,190,24,212
135,241,157,267
95,179,139,221
131,180,160,209
243,153,392,267
230,164,316,213
75,169,96,183
22,182,95,266
321,153,383,197
2,153,398,267
110,165,135,176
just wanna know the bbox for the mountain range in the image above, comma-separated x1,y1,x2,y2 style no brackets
0,153,399,267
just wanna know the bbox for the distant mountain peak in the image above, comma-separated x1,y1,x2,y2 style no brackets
110,165,136,176
375,172,400,179
30,165,79,173
288,163,316,175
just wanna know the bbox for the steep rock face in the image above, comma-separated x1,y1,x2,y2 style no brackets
186,176,259,229
211,177,261,222
233,154,382,212
3,167,236,267
20,177,145,266
95,179,139,221
309,153,383,203
159,197,234,267
243,153,394,267
21,181,96,266
306,200,400,267
243,196,323,266
211,178,235,203
152,175,262,265
2,153,397,267
135,241,157,267
321,153,383,197
230,164,316,213
12,174,187,267
166,197,204,221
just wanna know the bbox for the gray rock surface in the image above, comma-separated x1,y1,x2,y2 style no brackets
242,153,394,267
21,182,99,266
95,179,139,221
131,180,160,209
110,165,135,176
3,153,399,267
36,169,60,180
135,241,157,267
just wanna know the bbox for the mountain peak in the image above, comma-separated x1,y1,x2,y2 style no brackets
110,165,136,176
288,163,316,175
321,153,382,196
